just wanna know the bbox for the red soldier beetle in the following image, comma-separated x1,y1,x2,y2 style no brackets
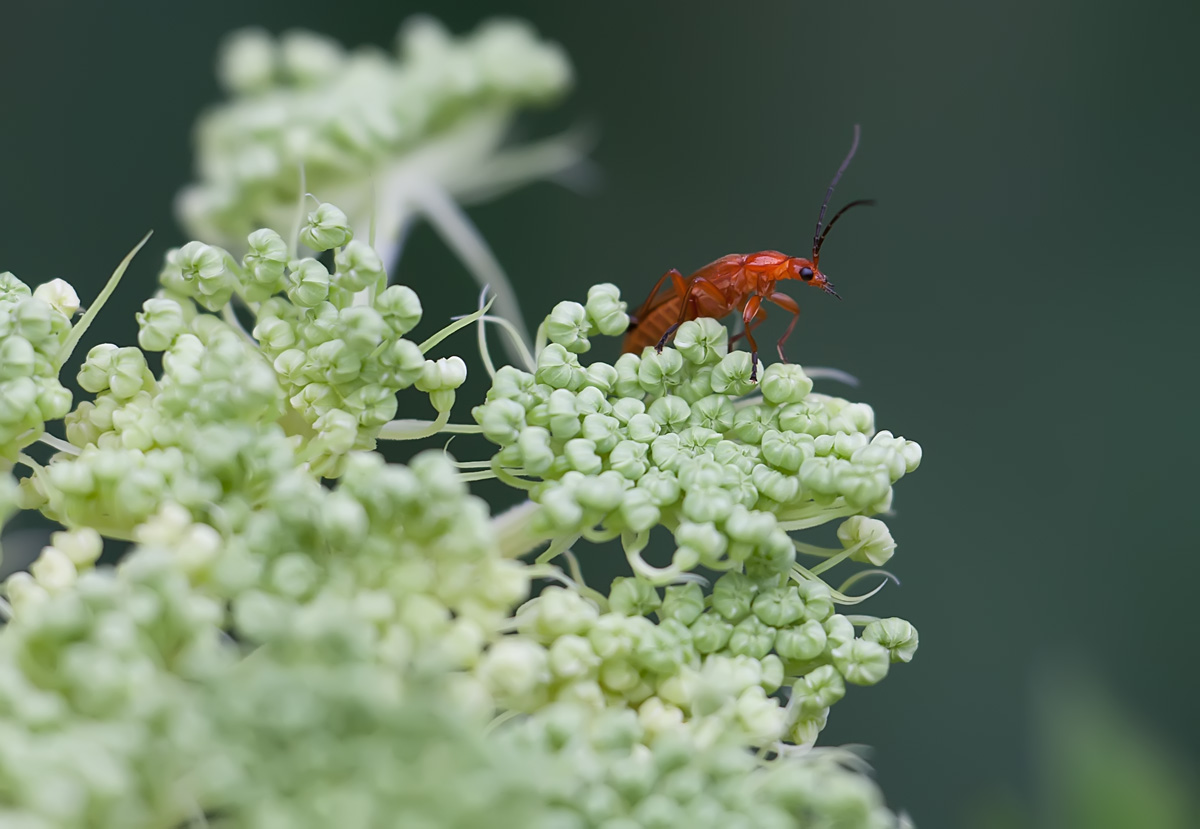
623,125,874,381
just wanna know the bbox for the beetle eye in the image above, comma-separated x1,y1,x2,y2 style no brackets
799,267,814,281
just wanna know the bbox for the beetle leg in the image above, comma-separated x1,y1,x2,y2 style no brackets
629,268,686,329
657,276,727,351
767,292,801,363
728,314,765,349
741,295,765,381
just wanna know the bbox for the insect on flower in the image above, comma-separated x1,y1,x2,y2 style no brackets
622,125,874,381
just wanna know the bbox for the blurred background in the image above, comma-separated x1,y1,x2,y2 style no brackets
2,1,1198,825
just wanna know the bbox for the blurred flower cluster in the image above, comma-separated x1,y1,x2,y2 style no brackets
0,17,919,829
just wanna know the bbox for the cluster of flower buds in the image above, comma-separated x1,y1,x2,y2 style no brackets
179,17,576,251
471,290,921,744
0,274,79,458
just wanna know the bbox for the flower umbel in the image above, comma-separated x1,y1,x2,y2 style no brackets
0,16,920,828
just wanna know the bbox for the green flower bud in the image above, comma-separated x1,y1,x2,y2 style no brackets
833,638,891,685
760,429,816,473
12,296,59,347
216,28,275,93
563,438,603,475
626,412,661,443
851,443,907,483
618,487,660,532
545,300,591,353
163,241,235,311
648,396,690,430
797,580,834,622
299,301,339,344
279,29,344,84
680,485,734,524
476,398,526,445
609,576,662,617
584,283,628,336
516,425,554,474
252,315,296,352
675,520,727,564
242,228,288,291
345,384,398,427
32,278,80,318
829,400,874,434
575,471,627,513
135,298,187,352
598,658,642,695
0,335,35,380
312,408,358,455
518,585,600,639
285,258,331,307
690,614,733,653
333,240,384,292
735,686,787,741
30,545,77,590
712,572,756,622
865,429,922,473
730,404,778,444
816,430,870,458
76,344,114,392
635,468,679,506
588,613,642,660
745,529,796,579
760,362,813,404
751,464,800,504
674,364,714,404
609,439,649,480
824,614,856,649
797,456,850,501
308,339,362,385
337,306,387,353
837,515,896,566
777,400,830,436
672,317,727,365
637,348,685,395
751,585,805,627
415,356,467,392
581,413,621,454
793,664,845,715
0,270,30,297
535,343,586,390
729,614,776,658
545,388,581,439
839,462,892,509
862,617,919,663
635,621,689,675
574,385,610,416
660,583,704,625
300,203,353,251
476,637,550,701
612,352,644,398
487,365,537,404
775,618,828,661
687,394,735,433
724,504,776,546
377,338,426,388
584,361,618,394
548,634,601,680
374,284,423,336
709,351,760,395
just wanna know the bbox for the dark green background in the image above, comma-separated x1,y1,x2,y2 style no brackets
3,1,1197,825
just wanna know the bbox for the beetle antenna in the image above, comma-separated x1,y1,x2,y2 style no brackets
813,199,876,262
812,124,862,259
